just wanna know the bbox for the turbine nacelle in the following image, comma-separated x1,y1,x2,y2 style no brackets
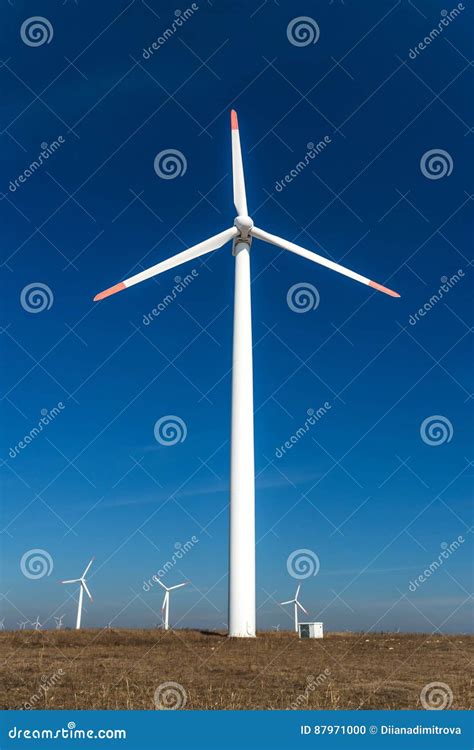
234,214,254,241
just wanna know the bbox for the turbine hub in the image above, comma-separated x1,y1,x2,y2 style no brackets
234,214,254,240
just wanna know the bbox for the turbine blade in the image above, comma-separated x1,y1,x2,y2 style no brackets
81,580,93,601
82,557,94,578
295,584,301,600
231,110,248,215
252,226,400,298
168,582,188,590
155,578,167,591
297,601,308,614
280,599,293,606
61,579,80,584
94,227,238,301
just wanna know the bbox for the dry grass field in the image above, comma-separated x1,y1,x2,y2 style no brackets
0,629,472,710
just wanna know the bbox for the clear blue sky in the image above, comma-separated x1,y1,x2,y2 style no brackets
1,0,472,633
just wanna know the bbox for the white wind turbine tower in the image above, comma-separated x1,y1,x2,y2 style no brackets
0,617,5,631
280,585,308,632
156,579,188,631
61,558,94,630
93,111,400,638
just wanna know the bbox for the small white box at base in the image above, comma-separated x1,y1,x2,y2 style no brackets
298,622,323,639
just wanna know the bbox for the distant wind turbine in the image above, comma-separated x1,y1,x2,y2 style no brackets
32,616,42,631
18,620,28,630
0,617,5,630
60,558,94,629
280,585,308,632
54,614,65,630
156,579,188,631
93,111,400,638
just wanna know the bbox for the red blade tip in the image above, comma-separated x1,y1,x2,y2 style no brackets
94,282,126,302
369,281,400,298
231,110,238,130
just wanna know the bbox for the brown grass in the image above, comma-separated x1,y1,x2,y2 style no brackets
0,629,472,710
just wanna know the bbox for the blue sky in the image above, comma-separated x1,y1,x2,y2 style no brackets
1,0,472,633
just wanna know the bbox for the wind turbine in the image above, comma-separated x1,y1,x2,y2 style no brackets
0,617,5,631
32,616,42,631
54,614,65,630
60,558,94,629
18,620,28,630
156,579,188,631
280,585,308,632
93,111,400,638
